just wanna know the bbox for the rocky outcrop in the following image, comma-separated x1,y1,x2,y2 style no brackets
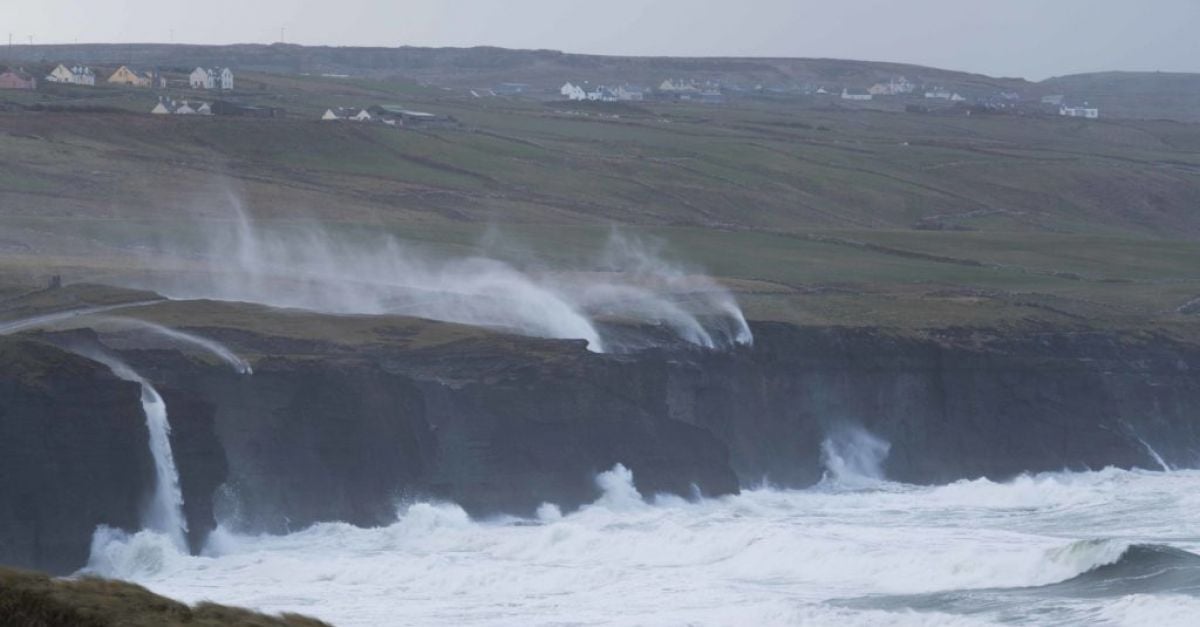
0,338,152,575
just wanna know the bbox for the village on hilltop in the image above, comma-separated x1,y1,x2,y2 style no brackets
1,58,1104,123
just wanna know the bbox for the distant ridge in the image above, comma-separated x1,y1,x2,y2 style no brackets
4,43,1199,121
1,42,1027,89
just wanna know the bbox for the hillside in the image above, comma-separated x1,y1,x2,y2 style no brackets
2,67,1200,334
1040,71,1200,123
8,42,1200,121
2,43,1029,94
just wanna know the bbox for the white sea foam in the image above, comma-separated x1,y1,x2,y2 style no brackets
84,466,1200,626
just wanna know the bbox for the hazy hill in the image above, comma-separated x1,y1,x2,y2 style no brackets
1041,71,1200,122
3,43,1028,93
7,43,1200,120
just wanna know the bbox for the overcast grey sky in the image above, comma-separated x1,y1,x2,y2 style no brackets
6,1,1198,80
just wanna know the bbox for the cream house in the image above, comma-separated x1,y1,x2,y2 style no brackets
46,64,95,86
108,66,157,88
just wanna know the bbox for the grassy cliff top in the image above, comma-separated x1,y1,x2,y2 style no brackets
2,70,1199,335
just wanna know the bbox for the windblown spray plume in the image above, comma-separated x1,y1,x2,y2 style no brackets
151,204,751,353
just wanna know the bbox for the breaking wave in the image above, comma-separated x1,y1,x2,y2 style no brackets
83,467,1200,626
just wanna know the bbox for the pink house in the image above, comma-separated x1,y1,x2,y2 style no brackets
0,70,36,90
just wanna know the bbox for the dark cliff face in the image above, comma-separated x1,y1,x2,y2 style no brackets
0,339,152,575
4,319,1199,573
134,342,737,532
403,351,738,516
668,324,1200,486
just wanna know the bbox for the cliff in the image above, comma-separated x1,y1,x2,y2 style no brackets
669,324,1200,486
0,338,152,575
2,300,1198,573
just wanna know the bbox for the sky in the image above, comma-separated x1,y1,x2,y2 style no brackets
5,0,1199,80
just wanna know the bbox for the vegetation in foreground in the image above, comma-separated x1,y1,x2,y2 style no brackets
0,567,329,627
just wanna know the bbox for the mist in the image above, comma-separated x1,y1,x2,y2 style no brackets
131,199,751,353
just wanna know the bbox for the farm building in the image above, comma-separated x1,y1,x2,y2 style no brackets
0,69,36,90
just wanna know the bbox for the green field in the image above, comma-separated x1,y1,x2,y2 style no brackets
3,70,1200,335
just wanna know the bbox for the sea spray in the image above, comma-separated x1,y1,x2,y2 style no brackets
821,424,892,485
590,464,646,511
137,202,752,352
85,467,1200,626
85,351,189,551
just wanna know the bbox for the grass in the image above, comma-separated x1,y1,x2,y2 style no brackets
2,71,1200,334
0,567,330,627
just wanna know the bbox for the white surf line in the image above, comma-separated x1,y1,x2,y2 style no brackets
0,300,165,336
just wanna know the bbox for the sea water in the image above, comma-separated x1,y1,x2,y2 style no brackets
85,466,1200,626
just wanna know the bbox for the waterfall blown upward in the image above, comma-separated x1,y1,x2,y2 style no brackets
95,317,252,375
0,301,163,336
146,206,752,353
84,352,189,551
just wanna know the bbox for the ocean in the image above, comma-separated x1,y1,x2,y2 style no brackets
86,465,1200,626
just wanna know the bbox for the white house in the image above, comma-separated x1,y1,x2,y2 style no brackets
1060,106,1099,119
614,85,645,101
659,78,700,94
841,88,873,101
560,82,586,101
321,107,372,121
189,67,212,89
190,67,234,90
868,76,915,96
587,86,618,102
868,83,892,96
45,64,95,86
